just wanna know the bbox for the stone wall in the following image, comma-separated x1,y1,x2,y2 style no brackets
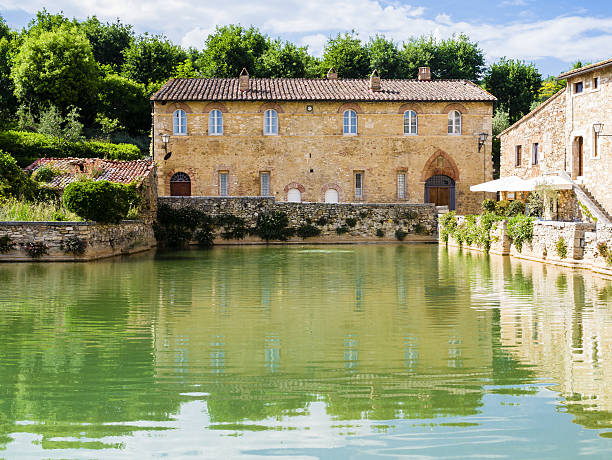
442,214,510,255
0,221,156,262
154,100,493,215
584,224,612,276
159,196,437,243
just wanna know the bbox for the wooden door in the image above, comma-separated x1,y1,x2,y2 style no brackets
427,188,450,207
170,181,191,196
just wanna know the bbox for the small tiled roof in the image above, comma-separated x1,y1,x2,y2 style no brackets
557,57,612,79
151,78,496,103
25,158,153,189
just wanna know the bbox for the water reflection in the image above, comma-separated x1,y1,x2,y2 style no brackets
0,245,611,457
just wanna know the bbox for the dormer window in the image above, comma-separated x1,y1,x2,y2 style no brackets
173,109,187,135
343,109,357,135
447,110,461,135
264,109,278,135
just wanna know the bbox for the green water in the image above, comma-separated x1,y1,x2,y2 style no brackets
1,245,612,459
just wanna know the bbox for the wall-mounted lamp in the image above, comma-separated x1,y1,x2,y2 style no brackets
478,132,488,152
161,133,172,160
593,122,611,137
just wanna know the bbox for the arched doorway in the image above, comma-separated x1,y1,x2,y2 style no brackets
170,172,191,196
425,175,455,210
324,189,339,203
287,188,301,202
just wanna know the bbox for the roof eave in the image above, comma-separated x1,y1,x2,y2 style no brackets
557,59,612,80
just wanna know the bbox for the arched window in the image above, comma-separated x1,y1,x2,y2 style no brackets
264,109,278,135
404,110,417,135
343,109,357,135
324,189,339,203
447,110,461,135
208,109,223,135
287,188,301,202
173,109,187,135
170,172,191,196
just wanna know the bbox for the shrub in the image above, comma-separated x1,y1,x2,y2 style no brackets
61,236,87,255
506,214,534,252
359,210,368,218
508,200,526,217
345,217,357,227
296,223,321,239
439,211,457,243
154,204,213,248
63,179,140,223
0,150,38,200
597,242,609,259
495,200,511,217
555,237,568,259
216,214,248,240
481,199,496,213
0,235,15,253
255,211,293,241
194,227,214,247
477,211,503,252
315,216,328,226
376,228,384,237
414,223,427,235
403,209,417,220
395,229,407,241
526,193,543,218
23,241,48,258
32,165,65,183
336,225,349,235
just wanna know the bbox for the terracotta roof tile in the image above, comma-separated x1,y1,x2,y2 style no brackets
151,78,496,103
557,57,612,79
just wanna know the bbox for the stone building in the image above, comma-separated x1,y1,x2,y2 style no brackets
151,68,495,214
500,58,612,218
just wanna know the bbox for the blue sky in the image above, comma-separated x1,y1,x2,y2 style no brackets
1,0,612,77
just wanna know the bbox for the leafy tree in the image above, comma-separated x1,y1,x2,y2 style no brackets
11,24,101,121
258,40,318,78
0,150,37,200
401,34,485,80
538,77,565,103
121,33,187,85
491,108,510,178
365,35,403,78
23,9,73,35
320,31,369,78
172,58,199,78
483,58,542,123
0,14,10,39
199,25,269,77
81,16,134,69
37,105,84,143
0,34,17,123
97,72,150,135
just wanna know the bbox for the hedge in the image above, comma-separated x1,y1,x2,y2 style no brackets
63,179,140,223
0,130,144,167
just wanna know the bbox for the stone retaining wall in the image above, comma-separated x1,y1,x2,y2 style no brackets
159,197,437,243
0,220,156,262
584,224,612,276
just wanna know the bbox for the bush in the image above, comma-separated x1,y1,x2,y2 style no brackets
345,217,357,227
0,235,15,253
255,211,294,241
376,228,384,237
61,236,87,255
154,204,213,248
508,200,526,217
506,214,534,252
555,237,568,259
63,179,140,223
597,242,609,259
336,225,349,235
296,223,321,239
414,223,427,235
526,193,543,218
495,200,511,217
481,199,496,213
0,130,143,167
0,150,38,200
23,241,48,258
395,229,407,241
439,211,457,243
315,216,328,226
216,214,248,240
32,165,65,183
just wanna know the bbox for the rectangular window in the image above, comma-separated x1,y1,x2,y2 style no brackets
594,130,599,158
354,172,363,199
260,172,270,196
593,77,599,89
219,172,229,196
532,143,539,165
397,173,406,199
515,145,522,166
574,82,583,94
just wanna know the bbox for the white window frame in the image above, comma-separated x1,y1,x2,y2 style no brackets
264,109,278,135
447,110,461,135
343,109,357,136
219,172,229,196
397,173,406,199
260,172,270,196
354,172,364,199
173,109,187,135
208,109,223,135
403,110,417,135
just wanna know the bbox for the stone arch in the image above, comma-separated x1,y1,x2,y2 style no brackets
283,182,305,194
203,102,228,113
398,103,423,114
337,102,363,114
166,168,196,196
420,150,460,182
321,183,343,203
259,102,284,113
165,102,194,114
441,103,468,114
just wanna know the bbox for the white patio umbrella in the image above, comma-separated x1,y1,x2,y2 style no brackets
523,175,574,191
470,176,531,193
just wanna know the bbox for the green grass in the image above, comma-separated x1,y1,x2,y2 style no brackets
0,198,82,222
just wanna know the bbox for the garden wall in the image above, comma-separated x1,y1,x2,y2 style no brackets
158,197,438,243
0,220,156,262
583,224,612,276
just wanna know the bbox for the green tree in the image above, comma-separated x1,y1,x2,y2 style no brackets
172,58,199,78
23,9,73,35
0,32,17,123
258,40,318,77
97,73,150,134
538,77,565,103
11,24,101,122
491,108,510,178
81,16,134,69
0,14,10,39
401,34,485,80
320,31,369,78
121,33,187,85
365,35,403,78
483,58,542,123
199,25,269,77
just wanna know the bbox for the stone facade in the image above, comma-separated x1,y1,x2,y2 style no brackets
153,94,493,215
500,59,612,216
159,196,437,243
0,221,156,262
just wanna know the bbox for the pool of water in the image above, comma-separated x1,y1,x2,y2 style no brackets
1,244,612,458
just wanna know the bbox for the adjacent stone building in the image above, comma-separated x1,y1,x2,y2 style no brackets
151,68,495,214
500,58,612,217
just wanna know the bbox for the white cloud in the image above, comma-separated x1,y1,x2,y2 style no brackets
1,0,612,70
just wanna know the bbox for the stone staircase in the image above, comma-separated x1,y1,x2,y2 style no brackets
576,185,612,224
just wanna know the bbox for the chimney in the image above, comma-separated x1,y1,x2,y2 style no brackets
327,67,338,80
418,66,431,81
369,69,381,92
239,68,249,91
